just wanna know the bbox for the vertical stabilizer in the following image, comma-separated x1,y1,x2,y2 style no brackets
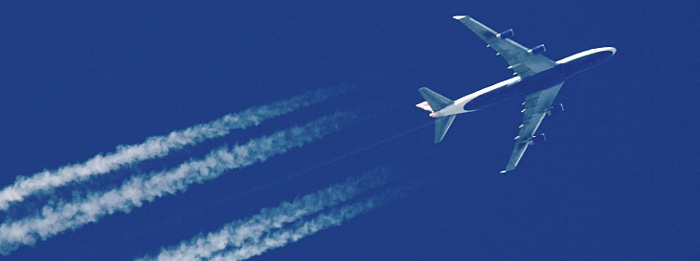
434,115,456,143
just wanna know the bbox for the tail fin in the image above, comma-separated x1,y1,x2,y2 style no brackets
418,87,453,111
434,115,456,143
417,87,456,143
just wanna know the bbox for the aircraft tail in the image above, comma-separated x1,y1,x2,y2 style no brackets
416,87,456,143
417,87,453,112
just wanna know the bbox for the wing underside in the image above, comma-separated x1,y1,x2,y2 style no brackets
452,15,556,78
503,82,564,173
451,15,565,172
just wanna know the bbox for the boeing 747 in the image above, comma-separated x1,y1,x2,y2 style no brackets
416,15,616,173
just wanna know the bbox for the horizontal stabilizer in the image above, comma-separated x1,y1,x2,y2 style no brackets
418,87,453,112
434,115,456,143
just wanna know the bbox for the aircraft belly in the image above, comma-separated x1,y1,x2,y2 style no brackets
559,51,614,76
463,68,567,111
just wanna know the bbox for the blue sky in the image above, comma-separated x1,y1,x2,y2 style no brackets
1,1,698,260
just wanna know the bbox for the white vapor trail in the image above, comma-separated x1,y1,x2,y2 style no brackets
211,190,401,261
0,88,339,211
136,170,388,261
0,112,354,255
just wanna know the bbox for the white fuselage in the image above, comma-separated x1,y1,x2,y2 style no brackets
431,47,616,118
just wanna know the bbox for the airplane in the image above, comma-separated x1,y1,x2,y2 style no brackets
416,15,616,174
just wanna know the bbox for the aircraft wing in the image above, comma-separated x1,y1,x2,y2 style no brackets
453,15,556,78
502,82,564,173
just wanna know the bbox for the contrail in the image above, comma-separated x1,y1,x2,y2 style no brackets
0,88,340,211
136,169,388,261
0,112,355,255
210,189,403,261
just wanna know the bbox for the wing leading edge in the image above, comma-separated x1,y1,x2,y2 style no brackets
452,15,556,78
502,82,565,173
452,14,565,173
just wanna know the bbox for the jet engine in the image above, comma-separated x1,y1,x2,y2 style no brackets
546,103,564,116
528,44,547,55
497,29,514,39
530,133,547,144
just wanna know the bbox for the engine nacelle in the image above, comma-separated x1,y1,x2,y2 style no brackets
530,133,547,144
497,29,514,39
528,44,547,55
546,103,564,116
